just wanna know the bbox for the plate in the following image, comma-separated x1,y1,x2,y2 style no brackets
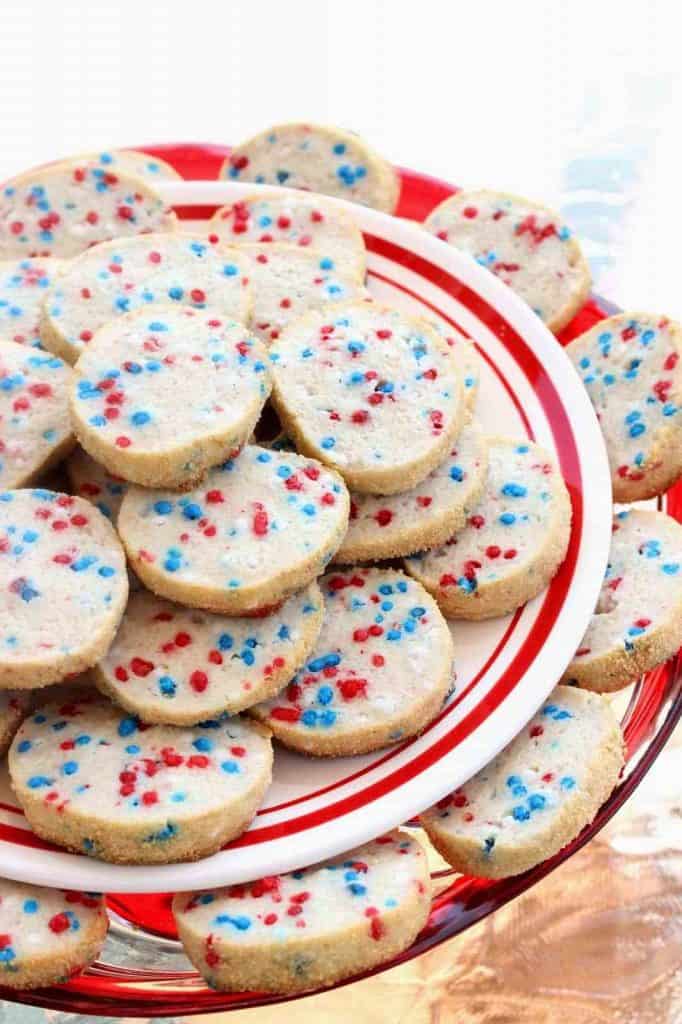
0,148,613,894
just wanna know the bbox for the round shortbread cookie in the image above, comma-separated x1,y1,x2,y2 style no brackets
0,340,74,489
210,192,366,280
0,162,175,260
74,149,182,182
69,307,271,489
0,879,108,989
335,424,489,564
405,438,572,620
94,583,324,725
563,509,682,692
0,489,128,688
424,190,591,332
421,685,624,878
428,319,481,421
173,829,430,994
269,301,464,495
222,123,400,213
0,258,65,349
566,313,682,502
0,690,32,756
40,234,252,365
117,445,350,615
9,693,273,864
241,244,368,344
251,568,454,757
66,447,128,523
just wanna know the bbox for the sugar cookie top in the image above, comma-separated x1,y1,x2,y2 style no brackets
0,258,65,348
41,234,252,364
0,162,175,259
0,340,73,489
428,319,481,419
210,193,366,279
0,878,106,969
173,830,426,944
270,302,463,494
242,244,368,344
424,190,591,332
75,149,182,182
567,313,682,501
66,447,128,523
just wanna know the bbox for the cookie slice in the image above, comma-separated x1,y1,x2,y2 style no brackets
335,424,488,563
564,509,682,692
421,685,624,878
210,192,366,280
424,190,591,332
428,319,481,421
40,233,252,365
241,244,368,344
118,445,350,615
66,447,128,523
0,340,75,489
0,489,128,688
0,879,108,989
0,258,65,348
0,691,32,756
75,149,182,182
270,301,464,495
405,437,572,620
0,162,175,260
222,123,399,213
251,568,454,757
9,693,273,864
173,829,430,994
566,313,682,502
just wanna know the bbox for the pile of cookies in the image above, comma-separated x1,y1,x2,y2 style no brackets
0,122,681,996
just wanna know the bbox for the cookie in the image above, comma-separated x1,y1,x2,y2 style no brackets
210,192,366,280
0,258,65,348
0,690,32,756
75,149,182,182
66,446,128,523
69,306,271,489
269,301,464,494
173,829,430,994
421,685,624,878
0,879,108,989
0,340,75,489
117,444,350,615
405,437,571,620
251,568,454,757
0,162,175,260
241,244,368,344
563,509,682,692
335,424,489,563
0,489,128,688
9,693,273,864
94,583,324,725
424,190,591,332
428,319,481,421
566,313,682,502
223,123,400,213
39,233,252,365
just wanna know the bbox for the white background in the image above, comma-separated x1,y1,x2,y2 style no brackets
1,0,682,316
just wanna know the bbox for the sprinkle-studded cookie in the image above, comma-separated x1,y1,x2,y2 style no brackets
0,258,65,348
269,302,464,495
223,123,400,213
69,307,271,489
75,149,182,182
405,437,571,619
564,509,682,692
251,569,454,756
428,319,481,422
424,190,591,332
9,693,273,864
421,685,624,878
0,878,108,989
117,445,350,615
335,425,489,564
0,340,74,489
66,447,128,523
0,690,32,756
0,490,128,688
95,584,324,725
566,313,682,502
40,234,252,365
0,162,175,260
241,244,368,344
210,192,366,280
173,829,430,994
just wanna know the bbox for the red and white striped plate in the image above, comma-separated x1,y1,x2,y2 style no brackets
0,159,612,893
